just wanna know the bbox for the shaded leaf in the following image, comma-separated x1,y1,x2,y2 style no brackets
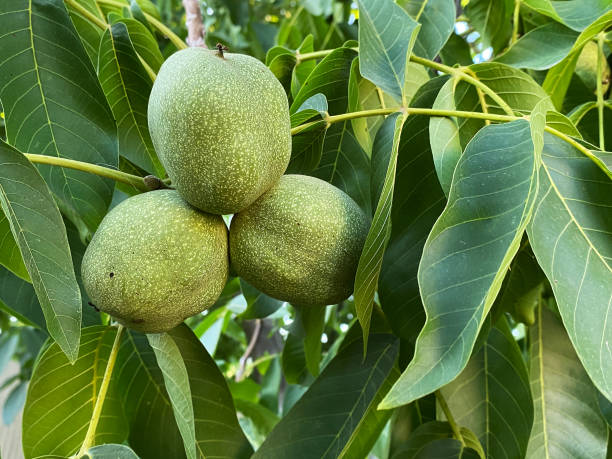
464,0,512,52
0,141,81,361
2,380,27,425
0,267,45,329
98,22,163,175
440,317,533,459
117,325,252,459
354,113,404,349
379,76,448,342
148,333,196,459
523,0,612,31
240,279,284,320
0,0,118,234
66,0,106,65
112,17,165,73
255,334,399,459
526,305,608,458
381,120,538,408
526,132,612,402
22,326,127,458
0,209,29,281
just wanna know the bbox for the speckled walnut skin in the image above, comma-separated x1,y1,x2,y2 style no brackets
81,190,229,333
230,175,369,306
148,47,291,215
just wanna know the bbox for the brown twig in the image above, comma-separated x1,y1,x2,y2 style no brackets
182,0,206,48
235,319,262,382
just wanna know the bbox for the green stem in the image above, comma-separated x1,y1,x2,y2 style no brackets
65,0,108,30
295,49,516,117
596,33,606,150
25,154,150,191
77,326,124,456
511,0,521,44
290,107,518,136
96,0,187,50
435,390,465,445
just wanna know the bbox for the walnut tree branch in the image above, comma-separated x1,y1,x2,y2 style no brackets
182,0,207,48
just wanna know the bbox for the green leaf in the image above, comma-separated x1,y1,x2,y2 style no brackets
357,0,420,104
494,249,545,325
0,0,118,233
542,10,612,110
66,0,106,65
439,317,533,459
392,421,484,458
526,305,608,458
292,35,316,98
147,332,196,459
0,267,45,329
495,22,579,70
3,380,28,425
349,58,399,155
429,78,462,196
354,113,404,350
464,0,512,52
234,398,280,447
314,121,373,215
240,279,284,320
255,334,399,459
526,132,612,402
269,53,296,95
290,93,329,128
0,209,29,281
98,22,163,175
569,100,612,150
381,119,539,408
0,333,19,375
0,141,81,361
117,325,252,458
291,47,357,115
523,0,612,31
83,444,140,459
402,0,456,60
440,33,473,67
111,18,164,73
22,326,128,458
379,76,448,342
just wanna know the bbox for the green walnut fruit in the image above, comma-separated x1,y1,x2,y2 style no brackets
148,46,291,215
230,175,369,306
576,41,610,94
82,190,229,333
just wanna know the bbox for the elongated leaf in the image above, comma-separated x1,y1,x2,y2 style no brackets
526,132,612,402
314,121,372,215
354,113,404,349
240,279,283,320
569,100,612,150
526,305,608,458
0,0,118,234
98,22,162,175
0,267,45,329
464,0,512,52
292,35,316,98
429,78,462,196
0,141,81,361
3,380,28,425
255,334,399,459
66,0,106,65
357,0,420,103
117,325,252,459
440,317,533,459
22,326,127,458
542,10,612,109
381,120,538,408
0,210,29,281
379,76,448,343
349,58,399,155
148,333,196,459
523,0,612,31
112,17,164,73
402,0,456,60
495,22,579,70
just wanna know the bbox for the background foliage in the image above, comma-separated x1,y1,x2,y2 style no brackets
0,0,611,457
